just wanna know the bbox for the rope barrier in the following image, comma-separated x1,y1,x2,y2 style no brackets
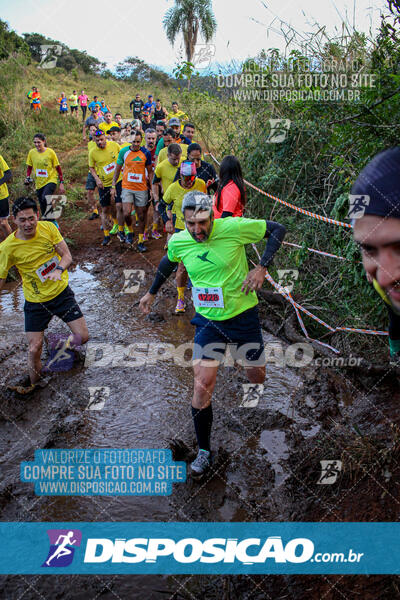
282,241,351,261
251,247,388,345
206,152,388,340
207,152,352,229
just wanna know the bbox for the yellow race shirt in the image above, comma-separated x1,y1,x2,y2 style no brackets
163,178,207,230
0,155,10,200
0,221,68,303
154,159,182,195
98,121,120,134
69,94,78,107
87,140,96,153
88,141,122,187
26,148,60,191
158,144,188,165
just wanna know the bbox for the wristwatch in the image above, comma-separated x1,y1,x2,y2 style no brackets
55,266,65,272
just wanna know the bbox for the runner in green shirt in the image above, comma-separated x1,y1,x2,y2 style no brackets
140,192,286,478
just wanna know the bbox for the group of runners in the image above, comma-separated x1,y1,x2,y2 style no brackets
1,92,399,478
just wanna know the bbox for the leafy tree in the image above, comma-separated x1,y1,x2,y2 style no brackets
115,56,170,84
163,0,217,63
0,20,30,60
22,33,103,73
116,56,150,80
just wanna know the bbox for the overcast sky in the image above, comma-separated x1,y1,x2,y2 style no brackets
0,0,386,72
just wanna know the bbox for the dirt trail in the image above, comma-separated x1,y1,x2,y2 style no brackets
0,213,399,599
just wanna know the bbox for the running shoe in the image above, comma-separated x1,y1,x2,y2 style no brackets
117,231,125,243
110,224,118,235
125,233,134,245
174,298,185,313
7,374,37,395
190,450,211,478
143,231,149,241
124,226,129,235
102,236,111,246
7,374,50,395
152,230,162,239
137,242,147,253
88,212,99,220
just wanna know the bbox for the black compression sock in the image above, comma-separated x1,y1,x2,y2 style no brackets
191,405,213,452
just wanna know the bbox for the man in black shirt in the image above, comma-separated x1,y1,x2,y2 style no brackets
153,99,168,123
173,143,218,193
129,93,144,120
141,110,156,132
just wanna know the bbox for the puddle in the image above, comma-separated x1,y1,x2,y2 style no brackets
0,259,317,597
259,429,290,487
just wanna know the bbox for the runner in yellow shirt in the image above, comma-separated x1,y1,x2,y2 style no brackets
0,154,12,240
0,197,88,393
88,130,122,246
69,90,79,118
157,143,187,165
98,112,120,135
152,144,183,201
25,133,65,225
167,101,189,132
162,160,206,313
86,124,100,220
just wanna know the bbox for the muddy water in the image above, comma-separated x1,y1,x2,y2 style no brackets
0,262,314,598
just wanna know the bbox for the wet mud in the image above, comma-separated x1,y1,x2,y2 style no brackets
0,216,399,599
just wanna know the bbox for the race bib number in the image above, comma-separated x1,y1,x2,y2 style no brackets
103,162,116,175
35,256,60,282
127,172,143,183
36,168,48,177
192,287,224,308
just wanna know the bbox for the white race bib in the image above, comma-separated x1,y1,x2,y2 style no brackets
127,172,143,183
103,162,116,175
36,168,48,177
35,256,60,282
192,287,224,308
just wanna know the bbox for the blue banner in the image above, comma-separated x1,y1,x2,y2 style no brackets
0,522,398,574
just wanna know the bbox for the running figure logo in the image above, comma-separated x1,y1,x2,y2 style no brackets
267,119,291,143
317,460,342,485
86,386,110,410
275,269,299,294
38,45,63,69
192,44,216,68
348,195,370,219
42,529,82,567
239,383,264,407
43,195,67,221
122,269,145,293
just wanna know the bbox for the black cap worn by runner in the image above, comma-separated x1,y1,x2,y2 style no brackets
352,147,400,361
351,146,400,219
